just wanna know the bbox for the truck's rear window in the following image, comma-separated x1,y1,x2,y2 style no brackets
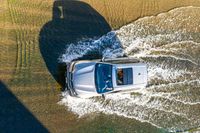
95,63,113,94
117,68,133,85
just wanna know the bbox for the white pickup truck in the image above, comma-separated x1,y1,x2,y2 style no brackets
66,57,148,98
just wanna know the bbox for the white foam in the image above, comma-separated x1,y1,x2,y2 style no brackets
60,6,200,131
60,32,124,63
60,79,200,131
148,65,190,82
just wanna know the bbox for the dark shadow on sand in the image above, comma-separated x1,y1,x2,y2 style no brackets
0,81,49,133
39,0,111,88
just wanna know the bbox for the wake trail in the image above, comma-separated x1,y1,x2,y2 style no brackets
60,6,200,132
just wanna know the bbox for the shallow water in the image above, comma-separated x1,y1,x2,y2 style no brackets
60,6,200,132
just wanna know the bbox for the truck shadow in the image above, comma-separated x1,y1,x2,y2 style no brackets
39,0,112,88
0,81,49,133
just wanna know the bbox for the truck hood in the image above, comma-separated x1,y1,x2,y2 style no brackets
73,62,97,93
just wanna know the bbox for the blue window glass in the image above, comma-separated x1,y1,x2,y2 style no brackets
95,63,113,94
116,68,133,85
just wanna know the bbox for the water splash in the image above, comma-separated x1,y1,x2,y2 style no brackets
60,32,125,62
60,6,200,132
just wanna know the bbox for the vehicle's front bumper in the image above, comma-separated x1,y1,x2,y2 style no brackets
66,62,78,96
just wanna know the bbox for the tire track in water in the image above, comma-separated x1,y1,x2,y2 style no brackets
7,0,50,76
0,0,15,81
7,0,21,73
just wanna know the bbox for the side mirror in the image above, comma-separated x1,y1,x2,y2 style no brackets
101,57,105,62
102,94,105,99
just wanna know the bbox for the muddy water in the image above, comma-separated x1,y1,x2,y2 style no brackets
61,7,200,132
83,0,200,29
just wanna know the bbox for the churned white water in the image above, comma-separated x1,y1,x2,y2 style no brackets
60,6,200,132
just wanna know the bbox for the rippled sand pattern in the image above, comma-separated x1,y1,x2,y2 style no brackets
83,0,200,28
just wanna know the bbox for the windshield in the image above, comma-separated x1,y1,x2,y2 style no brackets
95,63,113,94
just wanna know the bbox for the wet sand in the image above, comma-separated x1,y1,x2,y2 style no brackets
83,0,200,29
0,0,200,132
